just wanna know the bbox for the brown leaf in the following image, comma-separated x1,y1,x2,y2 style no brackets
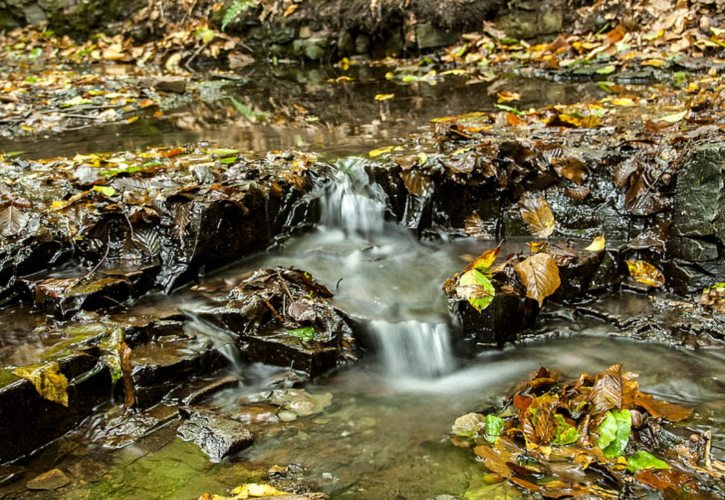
474,444,513,478
464,214,495,240
552,157,587,185
120,341,136,409
565,186,591,201
520,195,556,239
635,392,693,422
463,243,502,272
515,253,561,306
587,364,638,414
0,205,30,238
626,260,665,288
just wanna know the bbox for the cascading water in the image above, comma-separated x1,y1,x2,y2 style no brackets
318,157,457,379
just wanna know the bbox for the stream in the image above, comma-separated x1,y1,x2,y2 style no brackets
0,67,723,499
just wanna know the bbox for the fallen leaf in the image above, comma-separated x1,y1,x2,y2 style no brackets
520,195,556,238
597,409,631,458
458,269,496,312
514,253,561,306
497,91,521,103
0,205,30,238
626,260,665,287
368,146,393,158
585,235,606,252
656,110,688,123
14,362,69,407
627,451,670,473
464,243,501,273
635,392,692,422
374,93,394,101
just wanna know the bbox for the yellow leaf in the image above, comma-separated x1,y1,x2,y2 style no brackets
14,362,69,407
626,260,665,288
585,235,606,252
515,253,561,306
497,91,521,103
558,113,602,128
528,241,546,253
328,76,353,84
338,57,351,71
520,195,556,239
610,97,637,107
92,185,117,197
368,146,393,158
656,110,688,123
374,93,395,101
464,243,502,272
641,59,666,67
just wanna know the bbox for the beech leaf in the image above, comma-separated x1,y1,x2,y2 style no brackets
597,409,631,458
627,451,670,473
626,260,665,288
14,362,69,407
458,269,496,312
585,235,606,252
514,253,561,306
520,195,556,238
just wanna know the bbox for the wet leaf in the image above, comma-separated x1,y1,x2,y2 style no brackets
626,260,665,288
597,409,631,458
627,451,669,473
552,414,579,445
514,253,561,306
374,93,394,101
14,362,69,407
458,269,496,313
60,95,93,107
496,91,521,103
287,326,316,341
0,205,30,238
484,414,505,443
635,392,692,422
209,148,239,157
368,146,393,158
494,104,523,116
452,412,485,438
585,235,606,252
464,244,501,273
520,195,555,238
588,364,637,414
656,110,688,123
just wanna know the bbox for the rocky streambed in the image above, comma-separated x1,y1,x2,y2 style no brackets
0,56,723,498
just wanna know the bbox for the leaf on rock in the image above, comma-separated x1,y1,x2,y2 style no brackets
458,269,496,312
374,93,394,101
0,205,30,238
520,195,555,238
627,451,670,473
552,414,580,446
464,243,501,273
14,362,69,407
597,409,631,458
287,326,316,341
452,412,486,438
585,235,606,252
514,253,560,306
588,364,638,414
626,260,665,288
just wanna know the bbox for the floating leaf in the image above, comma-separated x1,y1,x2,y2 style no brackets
514,253,561,306
287,326,316,341
626,260,665,288
585,235,606,252
484,414,505,443
520,195,555,238
597,409,631,458
14,362,69,407
627,451,670,473
374,93,394,101
458,269,496,312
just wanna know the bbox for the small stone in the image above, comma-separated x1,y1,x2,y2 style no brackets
278,410,298,422
26,469,70,491
177,408,254,462
154,77,187,94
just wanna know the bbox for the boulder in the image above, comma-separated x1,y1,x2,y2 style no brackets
177,408,254,462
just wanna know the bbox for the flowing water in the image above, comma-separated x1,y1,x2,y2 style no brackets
1,71,723,499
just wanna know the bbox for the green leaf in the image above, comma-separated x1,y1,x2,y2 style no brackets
209,148,240,157
287,327,316,341
597,409,631,457
494,104,523,116
458,269,495,313
92,185,117,197
595,65,616,75
552,414,579,445
626,451,670,473
61,95,93,108
221,0,258,31
484,414,504,443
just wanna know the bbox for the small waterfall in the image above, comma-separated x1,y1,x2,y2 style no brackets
368,320,456,379
319,157,388,239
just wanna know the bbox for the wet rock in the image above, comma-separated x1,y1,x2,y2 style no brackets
152,77,188,94
177,408,254,462
182,375,240,405
268,389,333,418
198,267,357,377
26,468,70,491
415,23,459,50
671,143,724,262
33,275,134,319
449,293,538,351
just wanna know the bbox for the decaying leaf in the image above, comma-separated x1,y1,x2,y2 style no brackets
0,205,30,238
520,195,556,239
626,260,665,288
514,253,560,306
14,362,69,407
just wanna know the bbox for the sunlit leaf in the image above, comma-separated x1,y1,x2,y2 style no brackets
458,269,496,312
597,409,631,458
368,146,393,158
627,451,670,473
60,95,93,107
14,362,69,407
585,235,606,252
514,253,561,306
374,93,394,101
520,195,556,238
496,91,521,103
626,260,665,288
464,244,501,273
656,110,688,124
92,185,117,197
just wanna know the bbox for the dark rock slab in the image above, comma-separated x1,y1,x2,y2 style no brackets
26,468,70,491
177,408,254,462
